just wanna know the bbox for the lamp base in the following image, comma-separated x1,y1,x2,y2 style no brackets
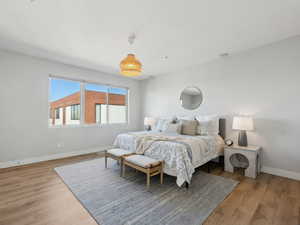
144,125,151,131
238,130,248,147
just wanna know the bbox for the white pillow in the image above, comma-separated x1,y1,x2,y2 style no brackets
176,115,195,121
154,119,171,132
164,123,181,134
195,115,219,135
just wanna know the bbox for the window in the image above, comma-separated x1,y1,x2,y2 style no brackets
95,104,105,124
85,83,109,124
55,108,60,119
108,87,127,124
48,76,128,127
49,78,81,127
71,104,80,120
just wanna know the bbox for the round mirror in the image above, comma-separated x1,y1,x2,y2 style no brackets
180,86,203,110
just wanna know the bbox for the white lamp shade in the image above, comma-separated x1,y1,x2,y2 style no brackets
232,116,254,131
144,117,156,126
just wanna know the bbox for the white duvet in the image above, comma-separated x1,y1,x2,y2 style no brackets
113,131,224,186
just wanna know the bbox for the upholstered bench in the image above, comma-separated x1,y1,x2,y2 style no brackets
122,155,164,190
104,148,135,176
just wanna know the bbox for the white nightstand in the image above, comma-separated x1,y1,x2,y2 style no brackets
224,145,262,179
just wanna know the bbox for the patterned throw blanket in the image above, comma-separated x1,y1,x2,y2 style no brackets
133,133,202,160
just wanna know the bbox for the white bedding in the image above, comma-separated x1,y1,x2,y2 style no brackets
113,131,224,186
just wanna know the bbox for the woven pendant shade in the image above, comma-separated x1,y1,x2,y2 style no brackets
120,54,142,76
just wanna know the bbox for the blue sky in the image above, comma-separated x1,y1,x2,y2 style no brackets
50,79,127,102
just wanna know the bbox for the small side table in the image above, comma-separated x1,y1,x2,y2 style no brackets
224,145,262,178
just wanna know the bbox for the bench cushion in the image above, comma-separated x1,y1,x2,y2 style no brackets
107,148,132,157
125,155,161,168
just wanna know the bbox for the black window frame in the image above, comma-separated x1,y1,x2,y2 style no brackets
71,104,80,120
55,108,60,119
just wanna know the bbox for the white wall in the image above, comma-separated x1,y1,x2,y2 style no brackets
141,36,300,177
0,50,142,164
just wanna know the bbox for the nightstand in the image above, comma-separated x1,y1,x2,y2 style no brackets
224,145,262,179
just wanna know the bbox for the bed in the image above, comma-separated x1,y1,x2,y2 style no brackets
113,119,226,187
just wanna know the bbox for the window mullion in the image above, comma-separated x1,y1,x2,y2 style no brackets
48,77,52,126
106,87,109,124
80,82,85,125
126,89,129,124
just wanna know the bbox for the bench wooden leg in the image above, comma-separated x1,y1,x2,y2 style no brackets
122,161,126,177
120,159,123,177
147,168,150,190
160,162,164,184
105,151,108,168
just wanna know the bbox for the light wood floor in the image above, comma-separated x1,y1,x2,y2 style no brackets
0,153,299,225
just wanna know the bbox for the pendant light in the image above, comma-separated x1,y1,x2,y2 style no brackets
120,33,142,77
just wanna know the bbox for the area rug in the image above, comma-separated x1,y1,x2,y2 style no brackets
55,158,238,225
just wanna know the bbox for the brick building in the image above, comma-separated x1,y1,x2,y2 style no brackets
50,90,126,125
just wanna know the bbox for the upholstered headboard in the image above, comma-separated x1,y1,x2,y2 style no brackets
219,118,226,140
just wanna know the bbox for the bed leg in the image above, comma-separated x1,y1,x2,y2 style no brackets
219,156,225,170
185,182,189,189
104,151,108,168
207,162,211,173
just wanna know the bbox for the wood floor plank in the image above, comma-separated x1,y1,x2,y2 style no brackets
0,153,299,225
229,174,270,225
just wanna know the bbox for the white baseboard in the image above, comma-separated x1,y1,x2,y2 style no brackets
2,150,300,181
262,166,300,181
0,146,111,169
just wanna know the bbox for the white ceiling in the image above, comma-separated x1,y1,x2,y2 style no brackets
0,0,300,79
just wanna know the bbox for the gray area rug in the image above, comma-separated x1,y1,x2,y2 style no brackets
55,158,238,225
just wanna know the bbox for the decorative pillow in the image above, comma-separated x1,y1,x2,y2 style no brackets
164,123,182,134
195,115,219,135
180,120,198,136
154,119,171,132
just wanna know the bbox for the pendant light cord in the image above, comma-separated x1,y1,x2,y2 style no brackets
128,33,136,45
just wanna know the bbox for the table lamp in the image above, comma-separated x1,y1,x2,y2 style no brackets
232,116,254,147
144,117,156,131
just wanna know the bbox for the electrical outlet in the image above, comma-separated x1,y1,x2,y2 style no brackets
57,143,64,148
